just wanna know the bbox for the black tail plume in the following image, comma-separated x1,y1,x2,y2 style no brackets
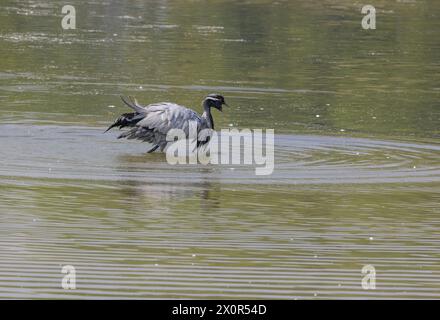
104,112,144,133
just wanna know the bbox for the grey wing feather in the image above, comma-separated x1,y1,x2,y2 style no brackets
118,102,206,149
137,103,204,136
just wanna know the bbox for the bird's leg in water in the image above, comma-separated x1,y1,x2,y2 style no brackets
147,145,159,153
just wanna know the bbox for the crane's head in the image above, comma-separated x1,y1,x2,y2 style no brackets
203,93,228,112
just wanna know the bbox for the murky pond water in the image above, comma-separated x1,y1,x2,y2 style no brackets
0,0,439,299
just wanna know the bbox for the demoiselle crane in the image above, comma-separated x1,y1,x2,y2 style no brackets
105,94,228,152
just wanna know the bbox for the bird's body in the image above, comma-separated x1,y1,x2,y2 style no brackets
106,94,227,152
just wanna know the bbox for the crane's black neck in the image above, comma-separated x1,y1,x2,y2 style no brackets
202,102,214,129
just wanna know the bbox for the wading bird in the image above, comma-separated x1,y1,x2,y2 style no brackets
105,94,228,152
